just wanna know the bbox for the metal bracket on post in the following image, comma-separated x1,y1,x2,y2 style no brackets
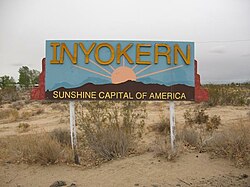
169,101,176,151
70,101,80,165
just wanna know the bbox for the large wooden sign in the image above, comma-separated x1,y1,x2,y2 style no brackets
45,40,195,101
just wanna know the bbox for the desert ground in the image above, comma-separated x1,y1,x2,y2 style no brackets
0,97,249,187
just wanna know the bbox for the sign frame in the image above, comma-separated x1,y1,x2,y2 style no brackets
45,40,196,101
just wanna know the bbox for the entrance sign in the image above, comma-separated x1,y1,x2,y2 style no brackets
45,40,195,101
31,40,208,160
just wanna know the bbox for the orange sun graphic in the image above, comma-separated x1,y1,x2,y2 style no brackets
111,66,136,84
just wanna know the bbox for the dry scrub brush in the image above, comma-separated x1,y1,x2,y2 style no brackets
50,103,68,112
180,128,200,148
0,88,19,104
0,108,19,122
0,107,44,123
205,84,250,106
0,132,73,165
76,101,147,161
17,123,30,133
50,128,71,146
153,113,170,135
84,127,132,160
207,123,250,167
151,113,180,161
182,107,250,167
11,101,25,110
154,136,182,161
182,107,221,150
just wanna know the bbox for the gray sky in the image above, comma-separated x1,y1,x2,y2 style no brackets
0,0,249,83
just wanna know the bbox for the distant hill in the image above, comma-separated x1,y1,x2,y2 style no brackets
51,77,110,90
137,77,166,85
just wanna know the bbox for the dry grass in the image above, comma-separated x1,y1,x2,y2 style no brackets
84,127,133,160
20,111,32,120
11,101,25,110
0,133,73,165
50,128,71,146
50,103,67,111
0,106,44,123
0,126,10,132
206,123,250,167
180,127,200,148
154,136,181,161
17,123,30,133
247,111,250,118
0,108,19,122
34,108,44,115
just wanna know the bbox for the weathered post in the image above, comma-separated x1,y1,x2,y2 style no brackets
169,101,175,150
69,101,80,164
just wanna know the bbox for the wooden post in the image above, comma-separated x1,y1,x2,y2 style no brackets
69,101,80,164
169,101,176,150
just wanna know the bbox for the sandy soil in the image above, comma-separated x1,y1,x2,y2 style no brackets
0,102,69,137
0,152,249,187
0,101,249,187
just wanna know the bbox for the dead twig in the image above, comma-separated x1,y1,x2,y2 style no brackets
6,174,18,184
177,178,191,186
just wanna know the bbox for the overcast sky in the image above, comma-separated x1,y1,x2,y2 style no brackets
0,0,249,83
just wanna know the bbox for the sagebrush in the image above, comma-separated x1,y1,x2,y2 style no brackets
183,107,221,149
207,124,250,167
76,101,147,160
